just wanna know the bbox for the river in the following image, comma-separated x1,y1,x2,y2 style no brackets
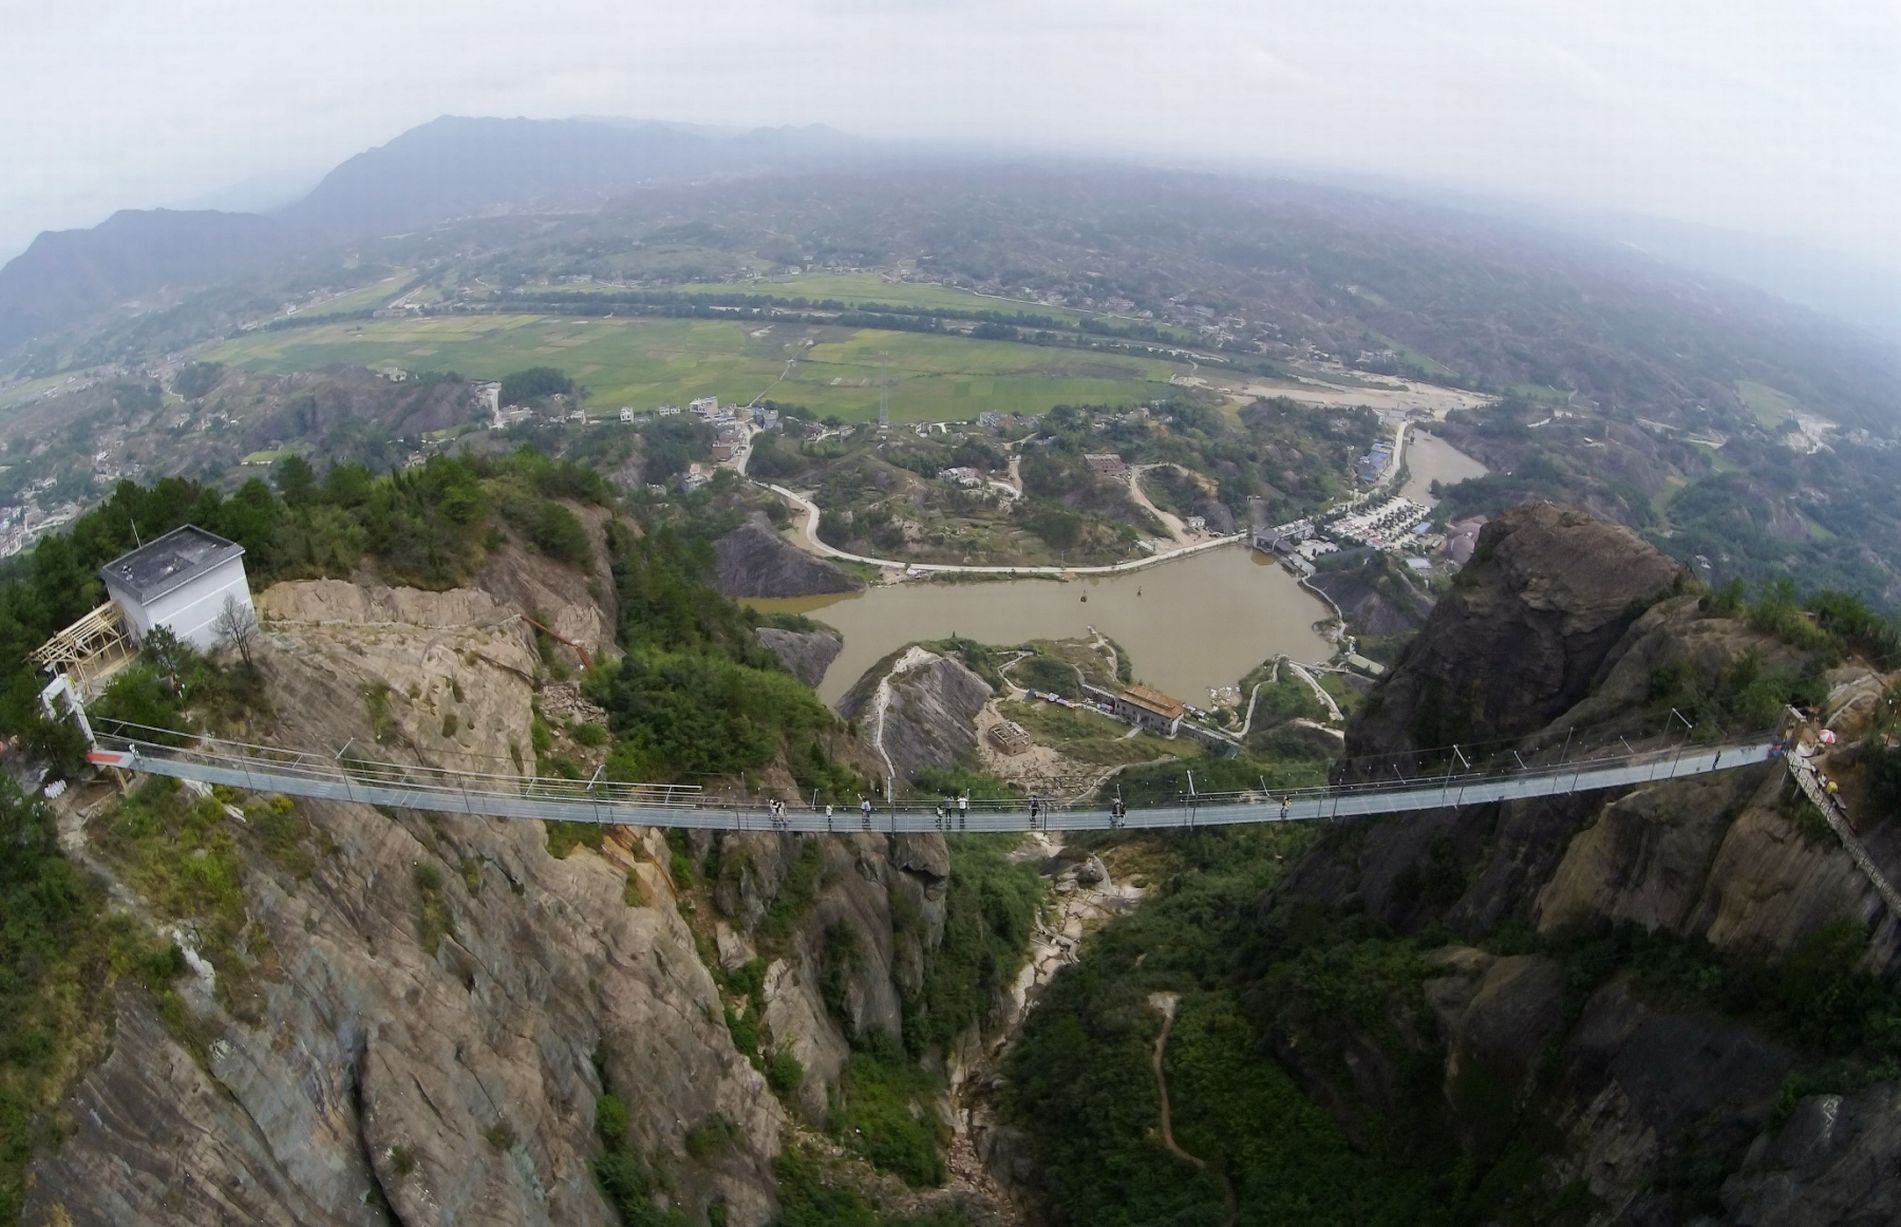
749,544,1333,705
1400,430,1488,505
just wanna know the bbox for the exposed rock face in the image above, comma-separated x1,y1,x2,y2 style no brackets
839,647,993,782
1348,502,1683,756
1723,1085,1901,1224
756,625,843,688
713,519,862,599
1276,504,1901,1223
27,566,954,1227
475,505,621,669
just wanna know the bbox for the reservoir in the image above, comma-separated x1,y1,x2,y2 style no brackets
1401,431,1488,505
749,544,1334,705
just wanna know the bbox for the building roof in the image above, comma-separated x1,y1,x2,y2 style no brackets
100,525,245,604
1120,683,1187,721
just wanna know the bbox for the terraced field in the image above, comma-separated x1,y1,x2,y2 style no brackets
206,314,1184,423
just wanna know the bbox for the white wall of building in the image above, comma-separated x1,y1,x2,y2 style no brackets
105,557,254,652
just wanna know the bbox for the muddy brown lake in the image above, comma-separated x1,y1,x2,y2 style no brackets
748,544,1334,705
1400,431,1489,505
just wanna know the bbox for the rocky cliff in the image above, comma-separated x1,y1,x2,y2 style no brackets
755,626,843,689
713,519,862,599
1347,502,1684,757
1271,501,1901,1223
23,552,964,1227
839,647,994,784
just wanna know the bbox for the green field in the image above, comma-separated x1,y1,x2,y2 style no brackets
302,274,410,316
669,272,1093,325
1735,379,1800,428
204,314,1184,423
0,372,75,410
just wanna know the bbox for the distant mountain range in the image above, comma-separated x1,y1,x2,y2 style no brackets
0,209,291,352
0,116,864,354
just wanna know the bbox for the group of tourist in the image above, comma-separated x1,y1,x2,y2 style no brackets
755,790,1086,831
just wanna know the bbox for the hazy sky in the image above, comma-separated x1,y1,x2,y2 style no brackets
4,0,1898,268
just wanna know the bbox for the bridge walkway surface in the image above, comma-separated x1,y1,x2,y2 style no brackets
1786,744,1901,920
87,728,1784,836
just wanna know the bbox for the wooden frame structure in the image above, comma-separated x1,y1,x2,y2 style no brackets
30,601,137,696
988,720,1033,756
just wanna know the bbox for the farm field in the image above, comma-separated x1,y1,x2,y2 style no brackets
302,274,411,315
1735,379,1801,428
204,314,1184,423
668,272,1094,325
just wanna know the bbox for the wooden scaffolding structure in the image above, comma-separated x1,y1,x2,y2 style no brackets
30,601,137,697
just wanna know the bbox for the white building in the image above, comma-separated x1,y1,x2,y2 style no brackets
689,395,720,417
100,525,255,651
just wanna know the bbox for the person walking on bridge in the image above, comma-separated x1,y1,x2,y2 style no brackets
1028,794,1042,828
958,793,969,823
860,797,873,829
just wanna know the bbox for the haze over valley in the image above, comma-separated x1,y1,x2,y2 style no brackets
2,6,1899,1227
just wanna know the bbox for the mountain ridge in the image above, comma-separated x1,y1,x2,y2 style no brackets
0,116,865,353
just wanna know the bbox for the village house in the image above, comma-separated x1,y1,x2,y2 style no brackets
1082,681,1188,736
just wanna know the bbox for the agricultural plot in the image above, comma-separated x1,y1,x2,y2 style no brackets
302,274,411,315
205,314,1184,423
669,272,1093,325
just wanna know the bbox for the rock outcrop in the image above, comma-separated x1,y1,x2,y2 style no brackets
26,564,957,1227
839,647,993,782
1274,502,1901,1223
756,625,843,688
1348,502,1683,756
713,519,861,598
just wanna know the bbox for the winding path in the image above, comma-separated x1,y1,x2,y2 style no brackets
763,480,1245,577
1148,993,1238,1227
1127,465,1194,547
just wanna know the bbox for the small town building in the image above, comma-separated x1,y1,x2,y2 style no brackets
33,525,256,706
1083,453,1129,478
1084,681,1188,736
1114,684,1188,735
101,525,255,652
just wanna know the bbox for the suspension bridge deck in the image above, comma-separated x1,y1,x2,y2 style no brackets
88,732,1784,835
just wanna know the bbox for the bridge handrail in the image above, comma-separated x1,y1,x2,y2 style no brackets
94,723,1780,820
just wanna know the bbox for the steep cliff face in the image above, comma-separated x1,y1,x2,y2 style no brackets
24,555,956,1227
1272,503,1901,1223
1348,502,1683,756
839,647,993,783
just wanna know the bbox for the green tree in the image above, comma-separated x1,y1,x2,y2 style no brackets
273,455,316,506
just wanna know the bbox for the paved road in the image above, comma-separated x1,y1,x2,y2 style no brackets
94,737,1779,836
763,480,1245,577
